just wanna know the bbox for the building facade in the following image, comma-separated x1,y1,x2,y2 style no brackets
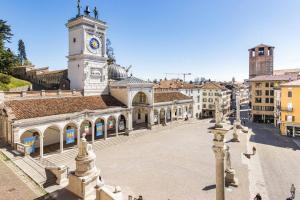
280,80,300,136
250,74,297,123
249,44,274,79
201,82,231,118
154,80,202,118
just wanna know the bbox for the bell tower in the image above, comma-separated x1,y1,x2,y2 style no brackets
67,5,108,96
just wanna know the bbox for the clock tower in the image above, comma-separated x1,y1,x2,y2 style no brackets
67,13,108,96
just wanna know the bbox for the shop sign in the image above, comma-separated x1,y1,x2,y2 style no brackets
16,143,25,154
66,129,75,144
108,120,114,129
167,112,171,120
84,125,89,134
23,136,36,154
119,120,125,131
96,123,103,137
154,115,158,123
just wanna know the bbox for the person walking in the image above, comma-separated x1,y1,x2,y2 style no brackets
290,184,296,199
254,193,262,200
252,146,256,156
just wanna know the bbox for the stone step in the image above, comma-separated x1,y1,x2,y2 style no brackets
14,158,47,185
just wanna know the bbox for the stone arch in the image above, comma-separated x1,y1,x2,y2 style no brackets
94,117,105,140
43,125,61,155
20,128,41,157
107,115,117,138
80,119,93,142
131,91,152,106
63,122,78,149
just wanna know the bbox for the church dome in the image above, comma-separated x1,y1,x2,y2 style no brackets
108,64,128,80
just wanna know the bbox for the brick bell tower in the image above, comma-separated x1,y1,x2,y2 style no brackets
249,44,274,79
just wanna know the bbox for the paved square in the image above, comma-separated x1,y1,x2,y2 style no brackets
47,120,250,199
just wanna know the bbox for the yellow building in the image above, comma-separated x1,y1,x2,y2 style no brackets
280,80,300,136
250,74,297,123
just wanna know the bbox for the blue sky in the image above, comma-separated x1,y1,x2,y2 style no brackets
1,0,300,81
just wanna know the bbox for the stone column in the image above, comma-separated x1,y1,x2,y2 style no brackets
157,109,161,126
212,144,225,200
77,126,80,147
128,111,133,131
91,122,95,143
210,123,231,200
40,134,44,158
116,117,119,136
164,108,167,124
104,118,108,140
148,108,154,129
236,94,240,122
60,131,64,153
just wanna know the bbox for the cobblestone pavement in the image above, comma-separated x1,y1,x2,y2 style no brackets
0,153,43,200
248,122,300,200
47,119,250,200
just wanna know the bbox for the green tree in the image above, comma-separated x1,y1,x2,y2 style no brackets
106,38,116,65
18,39,27,65
0,20,17,74
0,48,18,74
0,20,13,48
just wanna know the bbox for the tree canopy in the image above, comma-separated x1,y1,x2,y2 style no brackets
18,39,27,65
0,20,18,75
106,38,116,65
0,20,13,48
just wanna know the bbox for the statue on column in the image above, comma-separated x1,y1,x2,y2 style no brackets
225,145,232,170
225,145,238,187
236,93,241,123
94,7,99,19
84,5,91,16
77,0,81,17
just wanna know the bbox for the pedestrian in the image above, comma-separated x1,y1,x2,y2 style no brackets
254,193,262,200
290,184,296,199
252,146,256,155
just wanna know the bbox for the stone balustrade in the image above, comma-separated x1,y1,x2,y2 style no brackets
0,89,83,101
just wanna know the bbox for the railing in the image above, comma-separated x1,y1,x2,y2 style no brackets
281,107,293,112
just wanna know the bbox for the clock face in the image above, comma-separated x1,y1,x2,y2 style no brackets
89,38,100,50
86,35,102,54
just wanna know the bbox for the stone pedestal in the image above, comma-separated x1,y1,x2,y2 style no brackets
225,169,238,187
67,135,100,200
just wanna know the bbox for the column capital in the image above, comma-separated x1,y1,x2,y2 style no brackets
212,145,225,159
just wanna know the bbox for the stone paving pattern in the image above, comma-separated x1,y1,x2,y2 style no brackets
0,155,39,200
47,120,250,200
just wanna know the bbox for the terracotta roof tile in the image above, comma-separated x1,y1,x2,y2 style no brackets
154,80,198,89
5,95,125,120
201,82,226,90
154,92,192,103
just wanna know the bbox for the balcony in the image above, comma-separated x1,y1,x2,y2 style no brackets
281,107,293,112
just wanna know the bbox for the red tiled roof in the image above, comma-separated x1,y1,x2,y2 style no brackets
154,80,199,89
154,92,192,103
201,82,226,90
5,95,125,120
